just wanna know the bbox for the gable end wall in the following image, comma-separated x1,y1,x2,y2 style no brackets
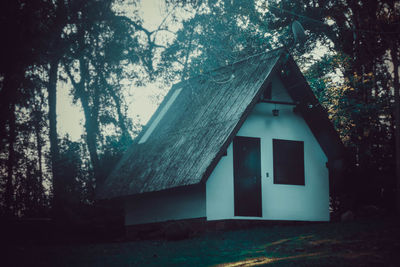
206,74,329,221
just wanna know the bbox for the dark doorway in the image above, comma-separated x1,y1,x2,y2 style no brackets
233,136,262,217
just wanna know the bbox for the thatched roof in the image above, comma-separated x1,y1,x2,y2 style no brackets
97,48,344,200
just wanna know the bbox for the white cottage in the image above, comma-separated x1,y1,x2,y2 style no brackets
97,48,344,227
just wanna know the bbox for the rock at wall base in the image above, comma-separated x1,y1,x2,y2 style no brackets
341,210,355,222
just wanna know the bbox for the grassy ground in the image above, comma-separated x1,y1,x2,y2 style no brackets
9,216,400,266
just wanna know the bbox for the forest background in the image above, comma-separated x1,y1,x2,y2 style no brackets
0,0,399,225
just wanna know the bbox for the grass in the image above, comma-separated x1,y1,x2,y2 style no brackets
9,216,400,266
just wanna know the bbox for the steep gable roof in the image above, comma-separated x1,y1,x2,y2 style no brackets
97,48,344,200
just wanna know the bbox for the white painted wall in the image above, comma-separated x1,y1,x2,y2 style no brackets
206,74,330,221
125,184,206,225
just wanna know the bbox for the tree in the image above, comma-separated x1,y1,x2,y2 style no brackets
60,0,143,190
160,0,279,82
0,0,159,217
0,0,55,217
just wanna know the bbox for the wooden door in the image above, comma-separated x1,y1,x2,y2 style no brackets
233,136,262,217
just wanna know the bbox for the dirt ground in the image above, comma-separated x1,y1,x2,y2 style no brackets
7,216,400,266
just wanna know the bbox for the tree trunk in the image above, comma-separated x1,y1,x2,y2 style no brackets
47,56,61,216
5,101,16,217
1,69,21,217
112,91,130,142
79,84,101,191
34,109,44,209
77,56,101,194
63,55,101,196
97,70,131,142
391,46,400,214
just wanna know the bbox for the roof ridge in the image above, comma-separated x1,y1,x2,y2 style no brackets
177,47,285,87
232,46,285,65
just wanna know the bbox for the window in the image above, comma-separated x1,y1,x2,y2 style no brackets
273,139,305,185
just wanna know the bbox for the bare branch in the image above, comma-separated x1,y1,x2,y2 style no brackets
62,62,79,89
